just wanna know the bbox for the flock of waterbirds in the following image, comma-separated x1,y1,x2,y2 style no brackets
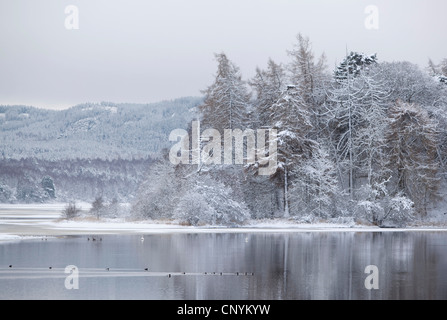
3,265,254,278
2,235,255,278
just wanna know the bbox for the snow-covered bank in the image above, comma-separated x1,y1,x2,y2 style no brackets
0,234,53,242
3,219,447,239
1,204,447,239
0,234,23,242
37,218,447,235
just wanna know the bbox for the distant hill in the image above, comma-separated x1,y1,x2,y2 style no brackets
0,97,202,160
0,97,202,203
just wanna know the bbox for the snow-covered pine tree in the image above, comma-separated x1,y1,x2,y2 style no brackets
90,196,105,219
41,176,56,199
199,53,251,133
287,33,327,106
268,85,316,217
335,52,378,82
244,59,286,217
378,60,447,174
289,142,339,219
287,34,329,140
249,58,286,128
327,53,386,200
131,153,180,220
327,66,363,199
353,69,390,190
386,100,440,216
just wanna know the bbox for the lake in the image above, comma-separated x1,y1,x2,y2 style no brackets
1,231,447,300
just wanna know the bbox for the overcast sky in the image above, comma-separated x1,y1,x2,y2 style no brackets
1,0,446,109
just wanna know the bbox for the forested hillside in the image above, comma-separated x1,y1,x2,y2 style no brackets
0,97,201,160
0,97,201,203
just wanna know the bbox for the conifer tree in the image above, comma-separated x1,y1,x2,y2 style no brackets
386,100,440,216
199,53,251,133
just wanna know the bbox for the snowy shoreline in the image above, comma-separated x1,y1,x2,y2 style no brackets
1,203,447,242
49,218,447,233
1,218,447,242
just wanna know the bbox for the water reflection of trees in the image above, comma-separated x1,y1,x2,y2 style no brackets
135,232,447,299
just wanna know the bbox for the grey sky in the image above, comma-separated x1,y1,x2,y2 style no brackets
1,0,446,109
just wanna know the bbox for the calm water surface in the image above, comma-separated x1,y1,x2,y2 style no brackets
1,232,447,300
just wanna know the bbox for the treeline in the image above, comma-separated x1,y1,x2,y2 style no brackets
132,34,447,226
0,157,152,203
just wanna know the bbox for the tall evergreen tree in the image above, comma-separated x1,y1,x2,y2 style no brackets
327,54,387,200
386,100,440,216
269,85,315,217
199,53,251,133
249,59,286,128
335,52,378,81
289,143,339,218
287,33,327,105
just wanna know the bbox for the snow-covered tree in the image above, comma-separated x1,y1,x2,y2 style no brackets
62,202,81,220
199,53,251,133
378,61,447,174
0,181,15,203
353,71,390,189
428,58,447,85
131,154,180,219
327,68,364,198
174,173,250,226
90,196,105,219
240,173,282,218
335,52,378,81
356,181,414,226
386,100,440,216
381,192,414,226
249,59,286,127
41,176,55,199
327,57,389,200
287,33,327,105
268,85,316,217
287,34,329,140
378,61,439,105
289,143,339,218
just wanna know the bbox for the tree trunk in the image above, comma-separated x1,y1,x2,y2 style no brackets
284,166,290,218
348,104,354,200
